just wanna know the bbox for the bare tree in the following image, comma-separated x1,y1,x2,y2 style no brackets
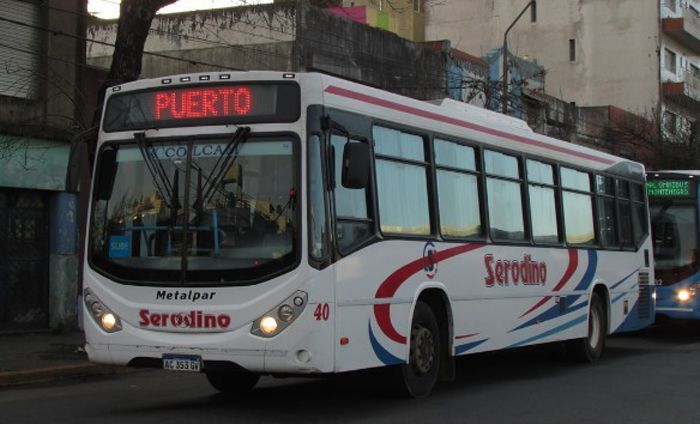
92,0,178,129
604,108,700,170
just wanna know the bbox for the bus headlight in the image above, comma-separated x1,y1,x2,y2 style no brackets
251,291,307,338
677,289,692,302
84,288,122,333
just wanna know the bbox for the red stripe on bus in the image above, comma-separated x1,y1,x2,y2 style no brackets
520,249,579,318
374,243,485,344
324,85,616,166
455,333,480,340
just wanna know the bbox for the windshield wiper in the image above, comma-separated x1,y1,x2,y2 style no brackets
200,126,251,206
135,132,181,212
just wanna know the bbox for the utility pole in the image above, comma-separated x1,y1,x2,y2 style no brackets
502,0,536,114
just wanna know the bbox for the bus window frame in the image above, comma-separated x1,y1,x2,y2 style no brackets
432,136,486,242
482,148,530,245
371,122,435,240
525,158,563,247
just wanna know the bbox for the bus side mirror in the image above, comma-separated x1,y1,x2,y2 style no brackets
341,142,370,189
95,148,118,200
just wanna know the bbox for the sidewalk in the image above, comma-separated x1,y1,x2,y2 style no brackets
0,332,129,388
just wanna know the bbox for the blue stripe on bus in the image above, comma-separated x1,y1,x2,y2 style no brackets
509,314,587,348
455,339,488,355
369,322,403,365
511,250,597,332
610,267,640,290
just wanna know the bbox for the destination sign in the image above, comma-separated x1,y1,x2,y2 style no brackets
646,180,695,197
103,82,299,132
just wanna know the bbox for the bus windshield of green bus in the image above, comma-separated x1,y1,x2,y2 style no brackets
89,135,299,285
651,204,698,286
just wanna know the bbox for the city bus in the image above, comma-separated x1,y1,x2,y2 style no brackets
84,71,655,398
647,171,700,321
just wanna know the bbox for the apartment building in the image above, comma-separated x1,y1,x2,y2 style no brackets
425,0,699,142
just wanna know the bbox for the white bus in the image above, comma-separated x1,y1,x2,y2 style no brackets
84,71,654,397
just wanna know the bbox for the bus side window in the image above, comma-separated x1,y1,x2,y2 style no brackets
526,159,559,244
561,167,595,245
373,126,431,236
331,134,373,253
595,175,619,248
308,135,330,261
434,139,481,238
630,182,647,247
617,180,634,248
484,150,525,242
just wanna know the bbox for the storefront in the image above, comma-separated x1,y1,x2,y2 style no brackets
0,135,76,332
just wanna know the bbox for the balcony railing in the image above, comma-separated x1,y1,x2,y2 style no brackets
662,69,700,107
662,6,700,53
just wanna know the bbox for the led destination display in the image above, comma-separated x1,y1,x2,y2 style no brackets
103,82,299,131
646,180,695,197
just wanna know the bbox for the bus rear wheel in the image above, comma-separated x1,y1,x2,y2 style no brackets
397,301,441,398
205,370,260,394
566,292,607,363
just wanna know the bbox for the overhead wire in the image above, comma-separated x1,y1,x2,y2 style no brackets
1,1,649,139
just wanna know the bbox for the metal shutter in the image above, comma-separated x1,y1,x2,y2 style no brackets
0,0,41,99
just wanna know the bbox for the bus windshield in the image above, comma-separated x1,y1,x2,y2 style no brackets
651,204,698,286
90,135,299,285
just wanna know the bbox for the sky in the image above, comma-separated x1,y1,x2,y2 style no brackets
88,0,273,20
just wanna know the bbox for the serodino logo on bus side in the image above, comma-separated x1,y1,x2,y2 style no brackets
484,254,547,287
139,309,231,329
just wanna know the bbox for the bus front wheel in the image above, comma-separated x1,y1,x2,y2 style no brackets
397,301,441,398
566,292,607,363
205,370,260,394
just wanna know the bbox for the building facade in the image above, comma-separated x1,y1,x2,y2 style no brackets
0,0,84,332
424,0,699,147
86,2,480,102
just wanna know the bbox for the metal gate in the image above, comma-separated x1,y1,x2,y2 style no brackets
0,189,49,331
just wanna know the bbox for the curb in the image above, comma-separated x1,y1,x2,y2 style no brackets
0,363,134,388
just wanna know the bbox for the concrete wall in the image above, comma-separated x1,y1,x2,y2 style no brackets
425,0,661,114
87,4,297,67
87,2,450,101
298,4,445,99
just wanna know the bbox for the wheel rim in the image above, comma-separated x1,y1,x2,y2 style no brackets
410,324,435,375
589,306,601,349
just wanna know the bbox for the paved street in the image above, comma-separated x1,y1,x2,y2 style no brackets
1,326,699,424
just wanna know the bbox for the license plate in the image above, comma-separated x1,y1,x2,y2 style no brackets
162,355,202,372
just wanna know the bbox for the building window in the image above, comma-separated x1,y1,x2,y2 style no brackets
665,0,677,12
413,0,423,13
0,0,41,99
664,48,677,74
664,111,678,135
569,39,576,62
531,2,537,22
691,64,700,78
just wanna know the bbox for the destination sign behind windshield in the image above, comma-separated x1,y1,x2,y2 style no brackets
103,82,299,132
646,179,695,197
